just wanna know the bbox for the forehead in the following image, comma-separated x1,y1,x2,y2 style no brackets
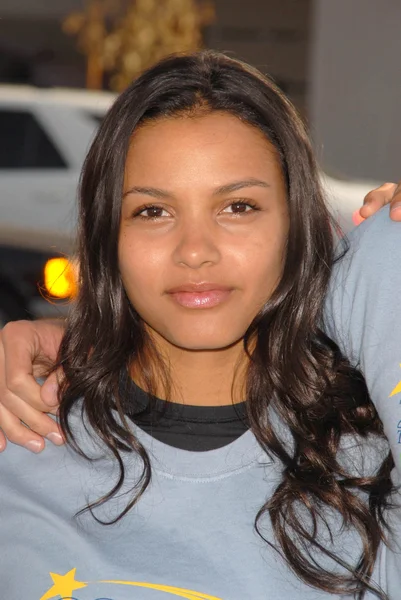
124,112,282,185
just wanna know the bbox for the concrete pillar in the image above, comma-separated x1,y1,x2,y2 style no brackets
309,0,401,181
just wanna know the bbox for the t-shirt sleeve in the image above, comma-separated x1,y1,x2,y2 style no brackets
324,206,401,479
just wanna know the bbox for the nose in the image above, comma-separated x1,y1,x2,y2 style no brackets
172,219,221,269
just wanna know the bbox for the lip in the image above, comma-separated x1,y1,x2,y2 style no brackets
166,282,233,309
166,282,232,293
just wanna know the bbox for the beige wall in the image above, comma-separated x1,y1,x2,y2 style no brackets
310,0,401,181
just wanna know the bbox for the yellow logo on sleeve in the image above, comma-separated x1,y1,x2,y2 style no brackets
390,364,401,397
40,568,223,600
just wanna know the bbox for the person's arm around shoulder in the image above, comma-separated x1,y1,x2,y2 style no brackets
0,319,64,452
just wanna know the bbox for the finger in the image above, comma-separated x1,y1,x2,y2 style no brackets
0,388,64,442
360,182,397,219
0,429,6,452
0,404,45,453
1,322,49,412
41,369,63,408
0,336,63,444
390,182,401,221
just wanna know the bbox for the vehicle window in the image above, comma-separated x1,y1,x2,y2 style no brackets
0,110,66,169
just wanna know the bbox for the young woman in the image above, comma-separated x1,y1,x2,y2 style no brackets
0,51,400,600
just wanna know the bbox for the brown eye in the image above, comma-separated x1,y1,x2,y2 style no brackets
144,207,164,218
222,201,258,215
134,205,169,219
231,203,249,213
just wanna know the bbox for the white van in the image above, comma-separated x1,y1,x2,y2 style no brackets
0,85,378,325
0,86,115,325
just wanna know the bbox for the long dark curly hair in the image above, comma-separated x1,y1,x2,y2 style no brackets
57,50,394,598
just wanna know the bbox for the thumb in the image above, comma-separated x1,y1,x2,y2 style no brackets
360,182,397,219
40,369,63,408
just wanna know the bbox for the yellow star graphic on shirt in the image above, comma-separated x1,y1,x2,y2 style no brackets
39,568,87,600
390,364,401,397
38,568,224,600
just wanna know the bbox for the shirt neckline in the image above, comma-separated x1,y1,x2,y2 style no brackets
117,374,269,479
122,376,249,425
131,424,269,479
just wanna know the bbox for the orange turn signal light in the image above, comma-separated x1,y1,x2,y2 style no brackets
44,257,77,299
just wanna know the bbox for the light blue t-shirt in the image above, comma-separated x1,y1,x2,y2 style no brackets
0,411,388,600
0,207,400,600
325,206,401,599
326,206,401,484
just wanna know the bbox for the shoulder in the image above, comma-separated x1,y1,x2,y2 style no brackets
326,206,399,321
328,205,401,327
0,411,103,497
335,205,400,273
0,438,77,511
324,206,401,365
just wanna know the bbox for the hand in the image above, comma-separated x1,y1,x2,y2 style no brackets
360,181,401,221
0,319,65,452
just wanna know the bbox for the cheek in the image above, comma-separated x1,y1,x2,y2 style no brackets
118,237,157,299
246,255,284,311
238,227,288,300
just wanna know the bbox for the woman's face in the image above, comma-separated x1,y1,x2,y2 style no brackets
119,112,289,351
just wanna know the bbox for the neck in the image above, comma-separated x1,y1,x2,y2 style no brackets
132,339,248,407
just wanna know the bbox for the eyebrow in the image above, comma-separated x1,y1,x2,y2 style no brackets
123,178,271,200
212,178,271,195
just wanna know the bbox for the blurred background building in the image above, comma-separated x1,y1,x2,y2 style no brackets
310,0,401,182
1,0,399,180
0,1,310,111
0,0,399,324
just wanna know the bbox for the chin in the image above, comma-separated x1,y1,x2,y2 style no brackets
167,330,244,352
